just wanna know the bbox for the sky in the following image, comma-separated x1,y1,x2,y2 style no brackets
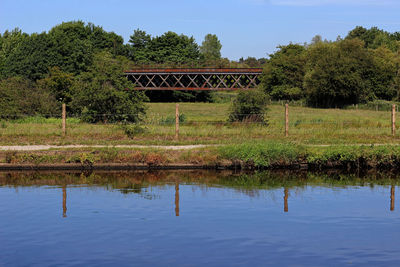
1,0,400,60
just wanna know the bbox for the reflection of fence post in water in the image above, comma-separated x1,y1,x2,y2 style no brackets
175,182,180,217
391,185,395,211
284,187,289,212
63,185,67,217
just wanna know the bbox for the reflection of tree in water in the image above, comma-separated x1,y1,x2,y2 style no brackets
1,170,400,215
118,183,159,200
1,170,400,211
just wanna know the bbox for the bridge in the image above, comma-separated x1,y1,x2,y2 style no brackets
124,68,262,91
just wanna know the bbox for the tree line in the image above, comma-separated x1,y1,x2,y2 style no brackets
261,26,400,108
1,22,399,122
0,21,267,121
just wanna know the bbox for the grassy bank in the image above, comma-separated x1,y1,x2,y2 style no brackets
3,142,400,171
1,102,400,146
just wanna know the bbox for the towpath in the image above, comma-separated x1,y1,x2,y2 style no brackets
1,143,399,151
0,144,212,151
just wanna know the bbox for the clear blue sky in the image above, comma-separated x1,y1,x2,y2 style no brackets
1,0,400,60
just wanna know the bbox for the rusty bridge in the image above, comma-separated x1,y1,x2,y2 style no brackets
124,68,262,91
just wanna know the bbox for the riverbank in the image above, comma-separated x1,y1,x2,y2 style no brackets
2,142,400,171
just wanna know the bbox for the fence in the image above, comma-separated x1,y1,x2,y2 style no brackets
1,103,398,141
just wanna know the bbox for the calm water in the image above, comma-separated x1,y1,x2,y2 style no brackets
1,170,400,266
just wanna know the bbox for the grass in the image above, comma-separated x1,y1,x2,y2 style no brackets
3,142,400,172
1,102,400,145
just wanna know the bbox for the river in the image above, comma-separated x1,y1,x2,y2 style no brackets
1,170,399,266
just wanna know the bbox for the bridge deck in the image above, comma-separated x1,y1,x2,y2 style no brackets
124,68,262,91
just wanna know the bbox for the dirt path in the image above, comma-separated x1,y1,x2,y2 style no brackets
0,144,212,151
1,143,399,151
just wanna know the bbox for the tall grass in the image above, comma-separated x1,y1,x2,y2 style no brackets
1,103,400,145
219,141,306,167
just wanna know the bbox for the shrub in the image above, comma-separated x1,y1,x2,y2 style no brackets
121,124,147,138
69,52,148,123
228,90,268,123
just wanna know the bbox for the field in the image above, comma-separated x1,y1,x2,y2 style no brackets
0,102,399,146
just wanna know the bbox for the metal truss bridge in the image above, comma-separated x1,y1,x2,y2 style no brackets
124,68,262,91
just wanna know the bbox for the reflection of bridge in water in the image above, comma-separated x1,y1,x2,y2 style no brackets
125,68,262,91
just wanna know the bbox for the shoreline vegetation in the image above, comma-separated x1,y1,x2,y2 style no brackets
3,142,400,172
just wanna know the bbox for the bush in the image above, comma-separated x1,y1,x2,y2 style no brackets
70,52,148,123
120,124,147,138
228,90,268,123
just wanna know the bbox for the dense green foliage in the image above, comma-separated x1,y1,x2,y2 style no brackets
0,21,253,119
261,44,306,101
261,27,400,108
200,34,222,61
228,90,268,123
0,77,57,118
69,52,148,123
128,29,200,65
0,22,125,81
2,22,400,116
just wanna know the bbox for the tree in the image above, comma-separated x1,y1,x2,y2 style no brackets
69,52,148,123
200,34,222,62
261,44,307,100
0,21,127,80
311,35,323,45
37,67,74,103
346,26,400,51
0,29,50,80
149,31,200,64
0,77,58,118
304,39,375,108
128,29,152,63
47,21,94,75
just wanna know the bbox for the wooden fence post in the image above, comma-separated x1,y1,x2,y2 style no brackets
392,104,396,136
62,103,66,136
285,103,289,137
175,104,179,140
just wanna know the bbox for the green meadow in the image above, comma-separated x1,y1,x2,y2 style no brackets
0,102,399,146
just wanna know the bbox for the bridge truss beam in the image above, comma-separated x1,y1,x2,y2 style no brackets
125,68,262,91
